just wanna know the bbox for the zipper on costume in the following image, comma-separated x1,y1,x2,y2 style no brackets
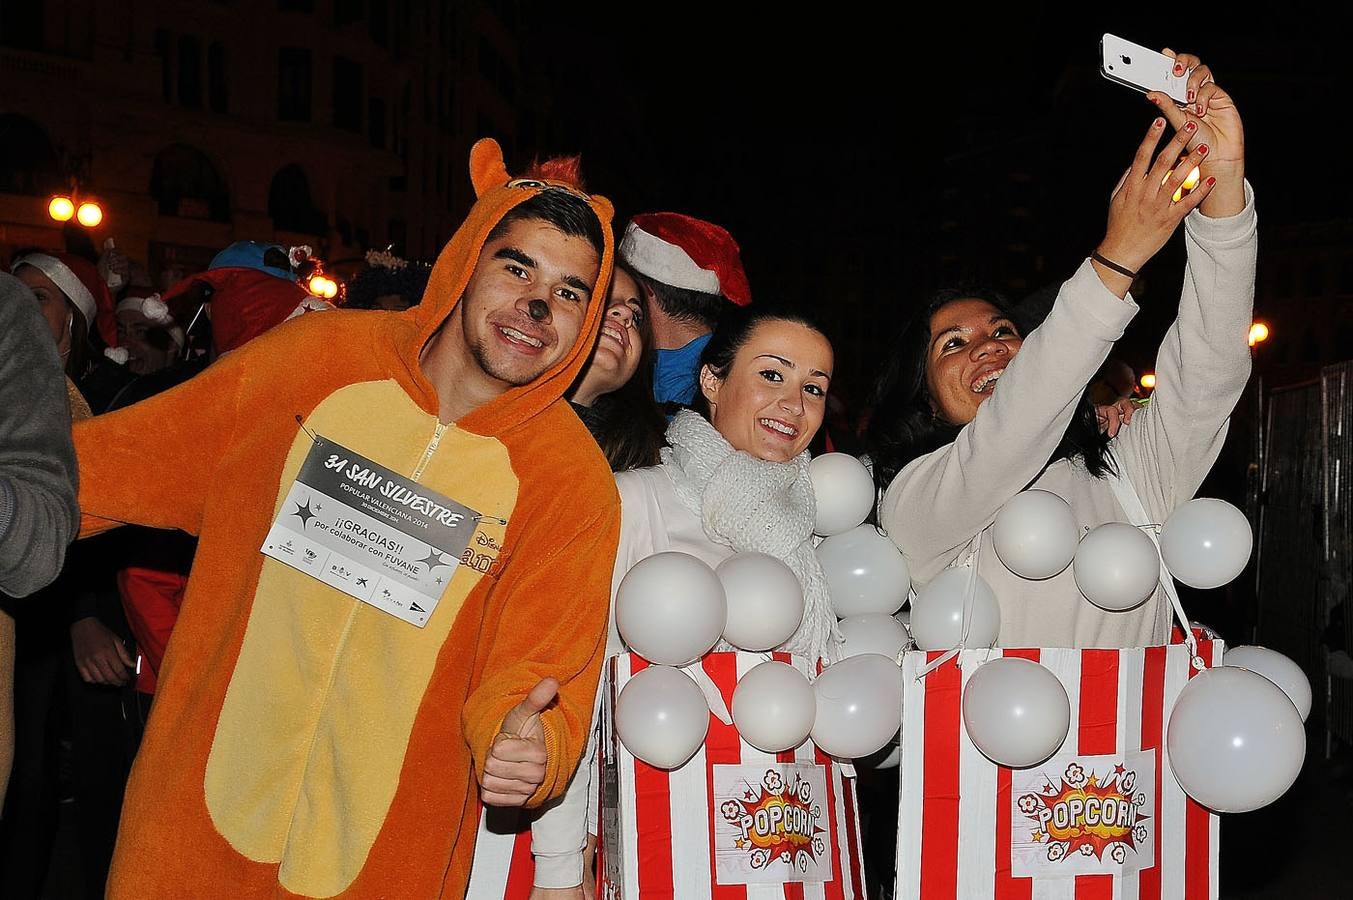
411,422,447,483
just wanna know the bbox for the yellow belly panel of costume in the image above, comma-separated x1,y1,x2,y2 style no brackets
203,380,516,898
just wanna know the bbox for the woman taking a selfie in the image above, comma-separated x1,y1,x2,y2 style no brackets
867,52,1255,649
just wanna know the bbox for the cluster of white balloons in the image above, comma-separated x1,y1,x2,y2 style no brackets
612,458,1309,817
809,453,909,759
1167,657,1307,813
613,453,915,769
986,488,1308,812
992,490,1255,610
1165,643,1311,813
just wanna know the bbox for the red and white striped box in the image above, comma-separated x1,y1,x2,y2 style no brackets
895,641,1224,900
465,806,534,899
600,651,869,900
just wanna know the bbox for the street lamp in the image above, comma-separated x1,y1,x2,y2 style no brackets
1140,372,1157,391
49,195,105,228
76,201,104,228
48,196,75,222
1248,322,1270,348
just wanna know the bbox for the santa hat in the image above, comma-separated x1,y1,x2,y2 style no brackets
160,266,329,355
11,252,119,347
116,293,187,349
618,213,751,306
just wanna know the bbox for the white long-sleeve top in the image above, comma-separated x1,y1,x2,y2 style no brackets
529,464,734,887
879,185,1257,649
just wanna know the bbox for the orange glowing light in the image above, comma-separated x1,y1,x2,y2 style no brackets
308,274,338,300
1248,322,1270,347
1140,373,1157,390
48,196,75,222
75,201,104,228
1166,166,1203,203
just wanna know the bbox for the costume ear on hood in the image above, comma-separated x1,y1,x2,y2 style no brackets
409,137,616,437
469,139,511,199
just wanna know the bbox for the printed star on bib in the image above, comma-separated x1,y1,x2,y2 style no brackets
291,499,317,529
417,547,449,571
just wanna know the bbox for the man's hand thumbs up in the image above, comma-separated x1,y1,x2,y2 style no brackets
479,678,559,807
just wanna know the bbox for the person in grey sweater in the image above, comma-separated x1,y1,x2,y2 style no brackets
868,52,1254,649
0,270,80,812
0,270,78,597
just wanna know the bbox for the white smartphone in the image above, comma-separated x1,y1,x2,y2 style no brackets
1100,34,1189,105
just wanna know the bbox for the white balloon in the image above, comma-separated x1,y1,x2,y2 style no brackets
962,657,1071,768
837,613,909,661
816,525,910,617
1167,666,1305,813
809,452,876,536
716,552,805,652
615,665,711,769
1160,498,1253,589
615,552,726,666
811,654,903,759
909,568,1000,650
731,661,816,752
1225,645,1312,722
1073,522,1160,611
993,490,1079,580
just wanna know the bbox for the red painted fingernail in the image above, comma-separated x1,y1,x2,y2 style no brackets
1197,103,1204,115
1197,144,1209,155
1174,63,1184,75
1206,177,1217,186
1187,89,1195,101
1185,120,1197,132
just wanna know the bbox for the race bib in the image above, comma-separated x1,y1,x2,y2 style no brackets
261,436,488,627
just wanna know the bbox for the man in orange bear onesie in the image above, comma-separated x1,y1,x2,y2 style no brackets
70,139,622,898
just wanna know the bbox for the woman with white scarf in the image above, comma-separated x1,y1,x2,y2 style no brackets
527,307,837,898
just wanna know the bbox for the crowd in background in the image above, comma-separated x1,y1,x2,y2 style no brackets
0,49,1285,898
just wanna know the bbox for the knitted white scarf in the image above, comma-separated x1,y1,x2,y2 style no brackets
661,409,839,665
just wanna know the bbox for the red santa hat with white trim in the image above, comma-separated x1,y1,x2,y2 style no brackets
116,292,187,349
11,251,119,347
618,212,752,306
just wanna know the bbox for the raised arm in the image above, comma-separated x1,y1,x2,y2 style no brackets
880,115,1219,569
1119,53,1256,516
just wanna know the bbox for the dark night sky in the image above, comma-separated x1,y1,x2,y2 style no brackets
509,8,1352,389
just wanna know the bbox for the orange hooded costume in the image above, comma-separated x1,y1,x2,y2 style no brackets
72,140,621,898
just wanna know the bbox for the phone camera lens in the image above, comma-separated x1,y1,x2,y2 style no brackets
1121,55,1132,65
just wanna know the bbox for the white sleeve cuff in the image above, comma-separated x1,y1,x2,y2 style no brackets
532,849,585,889
1185,179,1257,245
